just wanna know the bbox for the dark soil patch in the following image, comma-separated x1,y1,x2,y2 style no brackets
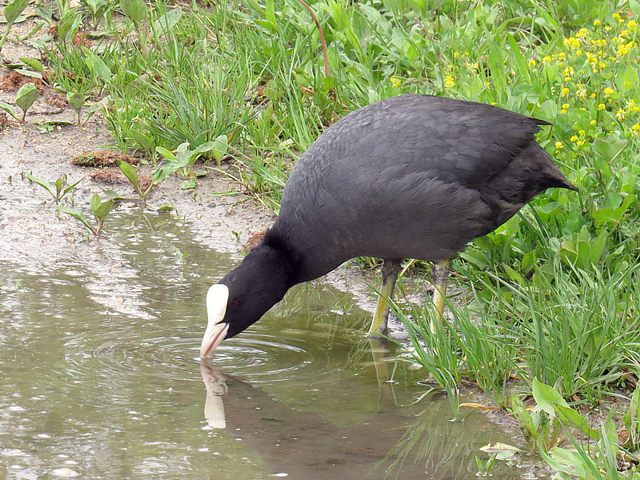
72,150,139,168
90,167,152,191
0,70,45,93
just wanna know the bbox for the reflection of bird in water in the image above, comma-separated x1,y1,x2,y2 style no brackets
201,361,228,429
200,95,576,357
198,360,496,480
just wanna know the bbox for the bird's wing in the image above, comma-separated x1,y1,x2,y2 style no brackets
336,95,548,190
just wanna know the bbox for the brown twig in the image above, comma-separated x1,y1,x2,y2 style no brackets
296,0,330,77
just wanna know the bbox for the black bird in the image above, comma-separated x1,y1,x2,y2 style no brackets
200,94,576,357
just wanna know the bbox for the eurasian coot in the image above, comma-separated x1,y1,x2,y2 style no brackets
200,94,576,357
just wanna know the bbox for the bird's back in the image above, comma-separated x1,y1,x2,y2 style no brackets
274,95,574,282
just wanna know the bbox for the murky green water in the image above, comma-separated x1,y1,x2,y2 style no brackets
1,212,529,479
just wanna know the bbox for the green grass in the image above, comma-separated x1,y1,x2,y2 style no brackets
17,0,640,476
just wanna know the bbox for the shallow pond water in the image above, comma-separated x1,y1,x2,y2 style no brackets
1,212,530,479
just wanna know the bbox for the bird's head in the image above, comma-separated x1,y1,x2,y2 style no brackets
200,243,294,357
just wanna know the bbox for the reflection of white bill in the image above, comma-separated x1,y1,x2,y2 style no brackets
200,361,228,429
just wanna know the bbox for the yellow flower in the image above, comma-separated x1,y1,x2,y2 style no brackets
616,108,626,120
390,76,402,88
453,51,460,59
575,28,589,38
564,37,581,49
444,75,455,88
555,141,564,149
598,103,606,110
570,135,579,142
617,41,635,57
590,119,597,126
590,93,597,98
528,58,537,66
576,140,585,146
593,20,602,27
578,130,585,136
598,61,607,69
632,123,640,133
629,20,638,30
543,55,552,63
613,12,623,23
561,87,570,96
560,103,570,113
627,100,640,112
604,87,615,97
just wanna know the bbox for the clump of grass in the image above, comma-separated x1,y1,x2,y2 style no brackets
398,260,640,404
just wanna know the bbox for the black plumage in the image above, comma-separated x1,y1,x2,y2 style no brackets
201,94,576,351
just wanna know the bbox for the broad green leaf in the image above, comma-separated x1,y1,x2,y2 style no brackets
179,178,197,190
592,138,628,163
120,0,147,24
90,193,101,214
55,177,64,195
57,8,82,42
155,204,175,212
4,0,29,24
14,68,42,79
83,48,112,83
592,194,636,226
117,160,140,190
58,206,94,233
19,57,44,72
15,83,39,117
532,378,567,418
94,199,114,222
152,164,177,184
189,140,217,161
26,172,54,196
542,448,589,478
153,7,182,36
211,134,229,163
63,178,83,196
66,92,86,112
155,146,178,161
0,100,18,119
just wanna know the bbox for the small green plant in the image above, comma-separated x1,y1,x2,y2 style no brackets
474,454,497,477
66,91,87,125
26,172,82,204
81,0,112,30
116,159,153,205
531,382,640,479
11,83,40,123
59,193,115,237
511,379,598,453
0,0,29,59
57,5,83,44
155,138,227,184
120,0,148,52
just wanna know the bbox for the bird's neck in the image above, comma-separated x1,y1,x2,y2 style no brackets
241,233,299,292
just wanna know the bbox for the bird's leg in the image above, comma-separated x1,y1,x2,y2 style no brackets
430,259,450,333
368,259,402,337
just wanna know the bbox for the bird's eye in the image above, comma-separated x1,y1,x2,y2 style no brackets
229,299,240,310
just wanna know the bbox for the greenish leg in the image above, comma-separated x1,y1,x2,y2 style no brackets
368,259,401,337
430,259,450,333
